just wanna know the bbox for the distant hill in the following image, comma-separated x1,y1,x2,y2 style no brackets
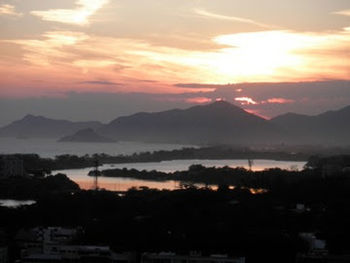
98,101,284,145
271,105,350,144
58,128,115,143
0,115,102,139
2,102,349,145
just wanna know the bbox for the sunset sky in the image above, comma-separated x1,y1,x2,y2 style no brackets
0,0,350,124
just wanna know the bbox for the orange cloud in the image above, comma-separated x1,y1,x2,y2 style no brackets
186,97,212,104
31,0,109,25
266,98,295,104
235,97,258,105
0,4,22,17
3,25,350,97
333,9,350,17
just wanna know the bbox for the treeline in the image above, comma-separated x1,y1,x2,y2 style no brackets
4,149,350,177
2,154,95,175
0,173,80,199
1,146,310,173
100,163,350,198
104,146,309,162
3,185,350,262
305,155,350,170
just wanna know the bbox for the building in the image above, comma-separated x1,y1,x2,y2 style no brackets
0,156,24,177
16,227,134,263
0,247,8,263
296,233,329,263
21,245,113,263
141,252,245,263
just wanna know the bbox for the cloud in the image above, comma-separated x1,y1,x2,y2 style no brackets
174,83,220,91
0,81,350,126
266,98,295,104
185,97,212,104
333,9,350,17
7,31,89,66
0,4,22,17
79,80,121,85
4,26,350,96
194,8,274,29
235,97,258,105
30,0,109,25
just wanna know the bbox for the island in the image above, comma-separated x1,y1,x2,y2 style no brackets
58,128,116,143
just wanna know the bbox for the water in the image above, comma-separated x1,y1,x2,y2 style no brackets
0,138,194,158
55,159,306,191
0,138,306,192
0,199,36,208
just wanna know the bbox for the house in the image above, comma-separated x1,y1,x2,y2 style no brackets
0,156,24,177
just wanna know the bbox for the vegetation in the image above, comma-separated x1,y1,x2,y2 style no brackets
1,146,310,173
0,173,80,199
1,154,350,262
1,181,350,262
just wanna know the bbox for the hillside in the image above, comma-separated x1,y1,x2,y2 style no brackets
271,105,350,144
0,115,103,139
58,128,115,143
98,101,284,145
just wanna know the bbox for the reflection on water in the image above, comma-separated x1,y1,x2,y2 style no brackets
76,178,181,191
0,200,36,208
55,159,305,192
93,159,306,173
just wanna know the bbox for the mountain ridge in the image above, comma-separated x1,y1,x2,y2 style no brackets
0,115,103,139
98,101,284,144
1,101,349,145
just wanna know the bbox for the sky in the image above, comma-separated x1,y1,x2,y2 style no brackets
0,0,350,125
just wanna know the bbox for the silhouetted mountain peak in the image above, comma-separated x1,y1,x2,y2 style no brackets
23,114,35,119
204,100,243,110
58,128,115,143
209,100,231,107
22,114,45,121
100,99,281,144
186,100,250,117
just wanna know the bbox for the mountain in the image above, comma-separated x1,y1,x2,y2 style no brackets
58,128,116,143
98,101,284,145
0,115,103,139
271,105,350,144
3,102,348,145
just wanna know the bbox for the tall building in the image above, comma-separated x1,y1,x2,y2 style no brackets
0,247,8,263
0,156,24,177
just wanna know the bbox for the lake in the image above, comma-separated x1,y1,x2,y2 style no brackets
55,159,306,191
0,138,306,192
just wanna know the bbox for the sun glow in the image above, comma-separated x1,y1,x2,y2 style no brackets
2,25,350,96
207,31,320,82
